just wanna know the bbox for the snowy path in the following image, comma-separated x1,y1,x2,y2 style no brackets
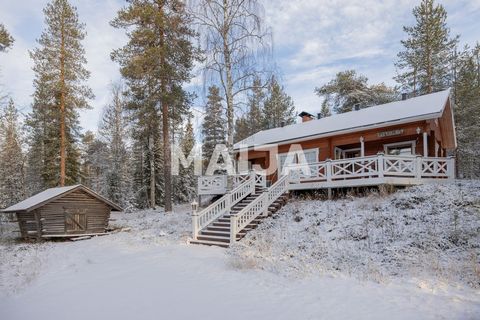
1,237,479,320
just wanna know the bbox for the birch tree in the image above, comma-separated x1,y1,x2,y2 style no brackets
193,0,271,182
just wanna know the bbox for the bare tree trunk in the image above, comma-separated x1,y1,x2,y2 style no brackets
59,20,66,187
149,134,156,209
223,0,235,190
159,1,172,212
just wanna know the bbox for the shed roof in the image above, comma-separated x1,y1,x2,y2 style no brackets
234,89,452,149
1,185,123,213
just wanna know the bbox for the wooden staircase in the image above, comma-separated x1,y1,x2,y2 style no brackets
190,187,289,248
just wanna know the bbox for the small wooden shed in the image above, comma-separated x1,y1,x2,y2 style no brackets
1,185,122,240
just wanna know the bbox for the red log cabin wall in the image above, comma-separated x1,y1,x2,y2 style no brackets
243,115,453,183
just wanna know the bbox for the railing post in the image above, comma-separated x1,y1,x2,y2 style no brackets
326,159,332,182
377,152,384,178
415,155,423,179
250,171,256,195
191,200,199,240
447,157,455,180
230,215,237,243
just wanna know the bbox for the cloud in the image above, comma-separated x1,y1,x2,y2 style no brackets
0,0,126,132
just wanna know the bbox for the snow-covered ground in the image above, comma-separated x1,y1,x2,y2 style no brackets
1,182,480,320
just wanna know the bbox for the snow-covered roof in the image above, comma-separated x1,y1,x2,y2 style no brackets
1,185,122,213
234,89,451,149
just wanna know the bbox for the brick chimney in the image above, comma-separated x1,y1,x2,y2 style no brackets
299,111,314,123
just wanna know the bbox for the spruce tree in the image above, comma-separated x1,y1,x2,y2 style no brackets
99,83,132,208
79,131,108,192
234,116,250,143
174,117,196,203
202,86,226,164
0,99,25,208
319,100,331,118
0,23,14,52
454,44,480,178
112,0,199,211
245,77,265,135
395,0,458,95
263,77,296,129
29,0,93,187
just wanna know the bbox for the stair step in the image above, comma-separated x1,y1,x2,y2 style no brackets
196,235,231,243
189,239,229,248
200,230,245,238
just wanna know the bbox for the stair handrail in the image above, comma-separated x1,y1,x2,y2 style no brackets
193,172,255,240
230,174,290,243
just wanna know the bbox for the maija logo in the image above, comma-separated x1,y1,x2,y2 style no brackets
171,143,314,177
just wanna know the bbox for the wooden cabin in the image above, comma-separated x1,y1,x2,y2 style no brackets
1,185,122,240
198,89,457,195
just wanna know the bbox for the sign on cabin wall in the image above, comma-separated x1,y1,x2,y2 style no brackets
377,129,404,138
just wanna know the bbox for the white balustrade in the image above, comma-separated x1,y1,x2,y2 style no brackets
231,174,290,243
193,177,255,239
198,175,227,195
285,154,455,184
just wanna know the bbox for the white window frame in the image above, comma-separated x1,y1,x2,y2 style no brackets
277,147,319,176
342,147,361,158
383,140,416,156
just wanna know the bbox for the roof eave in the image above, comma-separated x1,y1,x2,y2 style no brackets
234,112,443,151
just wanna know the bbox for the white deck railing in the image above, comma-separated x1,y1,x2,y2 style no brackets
198,171,267,195
287,154,455,184
230,174,290,243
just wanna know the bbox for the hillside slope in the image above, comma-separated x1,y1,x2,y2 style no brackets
230,181,480,288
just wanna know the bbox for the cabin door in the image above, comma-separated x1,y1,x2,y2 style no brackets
65,208,87,233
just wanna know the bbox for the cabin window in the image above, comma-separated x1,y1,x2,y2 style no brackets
343,148,361,159
384,141,416,156
277,148,319,175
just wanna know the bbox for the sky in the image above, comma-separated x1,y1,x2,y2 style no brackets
0,0,479,135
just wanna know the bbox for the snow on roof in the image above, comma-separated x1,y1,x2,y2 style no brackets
234,89,451,149
1,185,122,212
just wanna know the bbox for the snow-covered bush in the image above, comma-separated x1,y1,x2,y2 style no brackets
229,181,480,288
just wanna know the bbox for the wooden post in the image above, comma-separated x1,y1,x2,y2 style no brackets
191,200,199,240
415,155,423,179
326,159,332,182
230,214,237,244
423,132,428,157
360,136,365,157
447,157,455,180
377,152,384,178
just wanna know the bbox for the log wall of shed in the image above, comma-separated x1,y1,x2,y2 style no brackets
16,189,111,239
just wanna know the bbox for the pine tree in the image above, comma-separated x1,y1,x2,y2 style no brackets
395,0,458,95
454,44,480,178
263,77,296,129
319,100,331,118
0,23,14,52
202,86,226,164
315,70,396,113
112,0,199,211
174,117,196,203
0,99,25,208
29,0,93,187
